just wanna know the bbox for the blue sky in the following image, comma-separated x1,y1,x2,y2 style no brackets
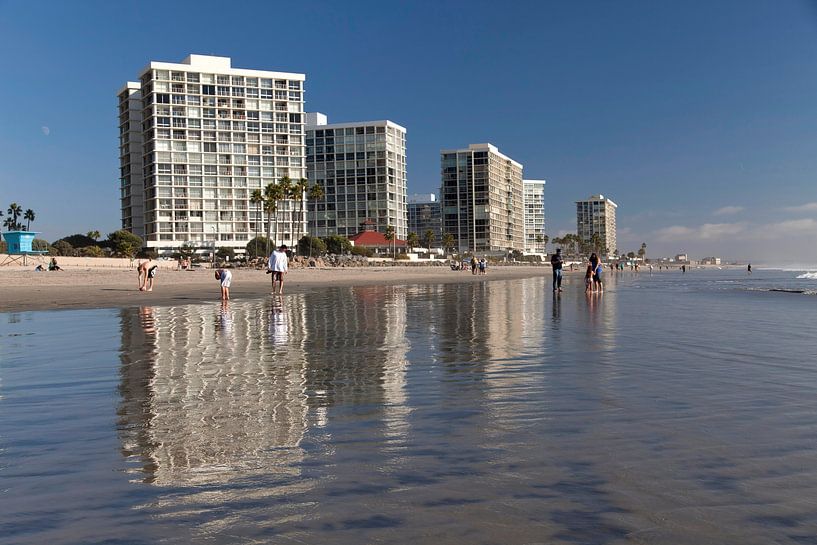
1,0,816,263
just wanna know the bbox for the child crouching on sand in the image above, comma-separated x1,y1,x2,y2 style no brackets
215,268,232,300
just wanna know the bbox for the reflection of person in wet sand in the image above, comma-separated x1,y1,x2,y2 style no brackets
137,260,158,291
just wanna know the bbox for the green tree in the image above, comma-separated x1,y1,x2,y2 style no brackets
246,236,271,259
277,176,293,246
292,178,309,253
627,251,636,259
51,240,74,256
638,242,647,261
590,232,603,256
250,188,264,244
264,182,283,253
406,232,419,250
216,246,235,263
177,242,197,261
80,245,105,257
323,235,352,255
306,183,325,257
384,224,396,259
297,235,326,257
423,229,435,253
6,203,23,230
24,209,35,231
86,230,101,241
442,232,455,254
107,229,143,258
32,238,49,251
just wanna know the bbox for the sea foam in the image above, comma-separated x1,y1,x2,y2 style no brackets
796,272,817,280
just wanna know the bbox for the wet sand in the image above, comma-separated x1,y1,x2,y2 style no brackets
0,265,559,312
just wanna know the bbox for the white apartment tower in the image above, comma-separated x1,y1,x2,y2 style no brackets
119,55,307,254
440,143,524,253
306,114,407,239
117,82,145,238
523,179,546,254
576,194,618,259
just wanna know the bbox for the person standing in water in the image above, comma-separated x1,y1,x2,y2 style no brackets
215,268,232,300
551,248,564,292
748,263,752,275
267,245,289,294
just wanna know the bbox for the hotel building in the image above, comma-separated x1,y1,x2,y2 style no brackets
522,179,546,254
407,193,442,243
440,143,524,253
306,114,408,239
118,54,307,254
576,194,618,258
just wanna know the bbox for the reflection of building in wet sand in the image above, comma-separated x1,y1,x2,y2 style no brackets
117,299,309,486
300,286,409,414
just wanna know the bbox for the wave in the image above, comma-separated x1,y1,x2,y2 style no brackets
796,272,817,279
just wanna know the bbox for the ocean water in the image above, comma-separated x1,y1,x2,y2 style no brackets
1,269,816,544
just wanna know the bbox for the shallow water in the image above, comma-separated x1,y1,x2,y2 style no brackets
1,269,816,544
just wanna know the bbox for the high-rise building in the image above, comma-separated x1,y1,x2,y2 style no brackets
407,193,442,244
523,179,546,254
440,143,524,253
119,54,307,254
306,114,407,239
117,82,145,238
576,194,618,258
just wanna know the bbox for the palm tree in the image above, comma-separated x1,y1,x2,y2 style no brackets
384,224,395,259
87,230,100,241
406,232,419,251
590,233,603,256
423,229,435,254
277,176,293,246
442,232,455,255
7,203,22,231
250,188,264,245
293,178,309,252
263,183,283,255
24,209,36,231
307,183,324,257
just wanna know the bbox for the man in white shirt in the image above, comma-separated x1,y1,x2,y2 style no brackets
267,245,289,294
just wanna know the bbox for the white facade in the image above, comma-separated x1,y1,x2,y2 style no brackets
119,54,307,254
576,194,618,259
522,179,546,254
440,143,525,253
118,82,145,238
306,114,408,239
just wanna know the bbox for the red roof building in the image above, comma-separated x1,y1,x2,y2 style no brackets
348,220,405,251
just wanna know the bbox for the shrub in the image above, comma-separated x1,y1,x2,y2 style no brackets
395,252,410,260
216,246,235,262
323,235,352,255
58,234,97,248
246,236,271,258
138,248,158,260
107,230,143,258
32,238,49,251
0,240,6,253
350,245,373,257
51,240,74,256
80,245,105,257
297,235,326,257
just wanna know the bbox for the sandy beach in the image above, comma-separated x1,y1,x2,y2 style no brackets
0,265,557,313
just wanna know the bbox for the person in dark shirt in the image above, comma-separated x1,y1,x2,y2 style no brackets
550,248,564,292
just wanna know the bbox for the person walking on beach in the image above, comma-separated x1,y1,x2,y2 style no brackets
215,268,232,300
268,245,289,294
550,248,564,292
137,260,158,291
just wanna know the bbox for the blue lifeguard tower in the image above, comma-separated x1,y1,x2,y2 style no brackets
1,231,47,266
